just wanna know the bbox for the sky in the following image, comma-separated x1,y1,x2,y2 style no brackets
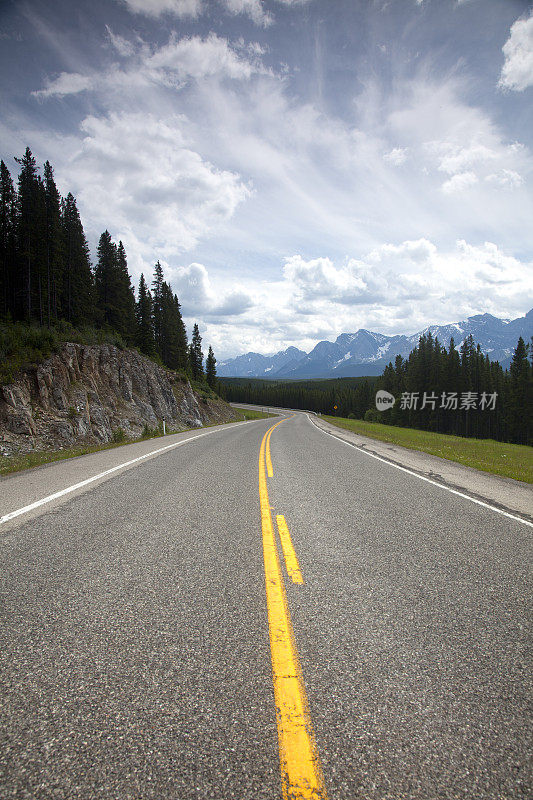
0,0,532,359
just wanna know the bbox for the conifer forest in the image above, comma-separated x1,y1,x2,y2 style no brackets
0,149,216,387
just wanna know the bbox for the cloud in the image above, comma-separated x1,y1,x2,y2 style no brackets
167,261,253,317
105,25,136,57
32,72,93,98
146,32,266,81
198,238,531,358
220,0,273,28
499,12,533,92
367,238,437,264
383,147,408,165
32,33,268,99
441,171,478,194
283,255,380,305
117,0,310,24
485,169,524,189
62,112,251,277
118,0,202,18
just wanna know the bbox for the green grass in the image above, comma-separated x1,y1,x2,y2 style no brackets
237,408,277,421
0,321,128,385
0,409,278,477
322,415,533,483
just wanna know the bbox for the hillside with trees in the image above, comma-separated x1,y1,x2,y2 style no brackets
0,148,217,387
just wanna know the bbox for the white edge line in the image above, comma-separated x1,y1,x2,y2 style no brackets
1,420,257,526
306,414,533,529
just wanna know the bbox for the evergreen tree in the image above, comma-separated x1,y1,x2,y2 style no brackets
116,240,136,343
43,161,63,325
135,273,155,356
190,323,204,378
158,282,188,370
172,292,188,371
508,336,531,444
206,345,217,388
61,193,94,325
0,160,16,318
14,147,40,321
94,230,119,329
152,260,164,355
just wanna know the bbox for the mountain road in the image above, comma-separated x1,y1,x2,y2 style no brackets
1,411,531,799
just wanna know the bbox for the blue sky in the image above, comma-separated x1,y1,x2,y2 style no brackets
1,0,532,357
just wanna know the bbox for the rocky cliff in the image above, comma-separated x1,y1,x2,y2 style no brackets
0,343,239,456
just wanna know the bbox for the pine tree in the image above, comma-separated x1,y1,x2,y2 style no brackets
206,345,217,388
14,147,40,321
43,161,63,325
173,292,188,371
508,337,531,444
152,260,164,355
135,273,155,356
190,323,204,379
61,193,94,325
0,160,16,318
94,230,119,329
116,241,136,343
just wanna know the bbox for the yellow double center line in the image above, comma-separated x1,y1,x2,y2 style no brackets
259,419,328,800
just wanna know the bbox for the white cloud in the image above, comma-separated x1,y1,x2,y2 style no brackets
485,169,524,189
499,12,533,92
146,32,265,80
32,33,267,99
117,0,310,24
368,238,437,264
32,72,93,98
383,147,408,165
441,171,478,194
167,262,252,318
62,112,251,276
119,0,202,18
221,0,273,28
105,25,136,57
199,238,531,358
434,142,498,174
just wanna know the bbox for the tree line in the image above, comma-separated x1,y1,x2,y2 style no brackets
219,376,378,418
220,334,532,445
0,148,217,388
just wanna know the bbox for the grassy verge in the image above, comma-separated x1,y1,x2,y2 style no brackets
236,408,277,421
322,415,533,483
0,410,277,477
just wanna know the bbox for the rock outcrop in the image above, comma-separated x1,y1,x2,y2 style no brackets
0,343,239,456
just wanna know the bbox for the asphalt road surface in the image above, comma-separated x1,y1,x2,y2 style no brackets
1,412,531,799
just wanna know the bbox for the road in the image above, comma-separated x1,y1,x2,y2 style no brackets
1,412,531,799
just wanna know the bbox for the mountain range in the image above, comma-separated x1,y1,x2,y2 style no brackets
218,309,533,379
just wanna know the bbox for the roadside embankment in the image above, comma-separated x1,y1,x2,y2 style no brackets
0,342,239,461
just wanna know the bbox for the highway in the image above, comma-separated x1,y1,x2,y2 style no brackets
1,412,531,799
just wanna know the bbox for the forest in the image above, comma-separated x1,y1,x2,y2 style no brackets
0,148,217,388
220,333,533,446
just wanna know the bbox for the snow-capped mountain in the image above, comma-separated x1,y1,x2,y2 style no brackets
217,346,307,378
218,309,533,379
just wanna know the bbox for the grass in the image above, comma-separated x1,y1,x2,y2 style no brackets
236,408,276,421
0,409,278,477
322,415,533,484
0,320,129,385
